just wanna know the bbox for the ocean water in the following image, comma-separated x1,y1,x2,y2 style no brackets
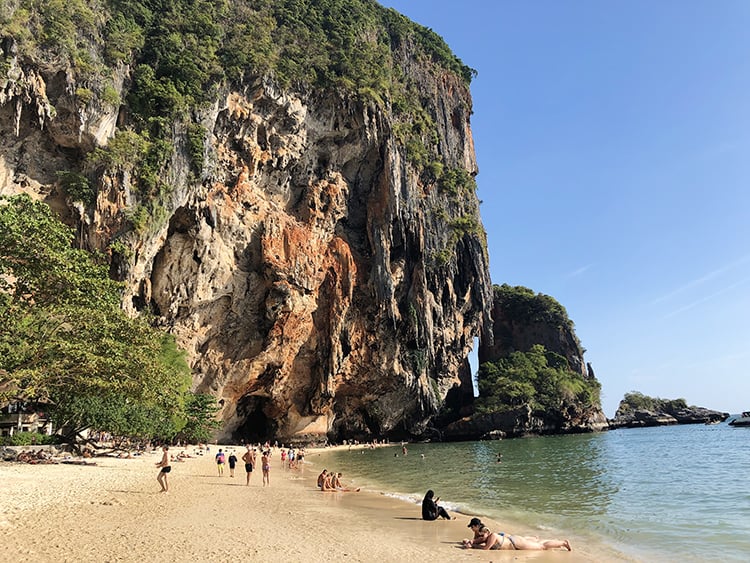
314,423,750,562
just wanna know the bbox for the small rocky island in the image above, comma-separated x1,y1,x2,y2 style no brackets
608,392,728,429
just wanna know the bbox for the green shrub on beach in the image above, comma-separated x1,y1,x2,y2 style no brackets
0,431,61,446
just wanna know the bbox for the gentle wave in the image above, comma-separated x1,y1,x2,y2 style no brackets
318,424,750,562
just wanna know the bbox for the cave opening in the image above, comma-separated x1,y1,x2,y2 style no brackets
234,395,277,444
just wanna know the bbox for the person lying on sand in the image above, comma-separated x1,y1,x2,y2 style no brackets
462,518,571,551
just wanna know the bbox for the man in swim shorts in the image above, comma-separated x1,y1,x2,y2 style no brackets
242,445,255,486
156,446,171,493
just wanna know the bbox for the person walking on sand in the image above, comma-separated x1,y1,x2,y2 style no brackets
228,450,238,477
156,446,171,493
215,448,226,476
242,446,255,486
261,450,271,486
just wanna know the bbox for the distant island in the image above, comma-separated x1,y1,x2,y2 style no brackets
608,391,728,428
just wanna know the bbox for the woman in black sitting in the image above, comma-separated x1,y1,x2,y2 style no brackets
421,489,454,520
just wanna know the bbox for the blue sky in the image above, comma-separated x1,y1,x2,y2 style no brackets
380,0,750,416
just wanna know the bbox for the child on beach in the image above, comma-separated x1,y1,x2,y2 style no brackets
228,450,237,477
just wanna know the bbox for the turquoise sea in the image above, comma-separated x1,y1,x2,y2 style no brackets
313,423,750,562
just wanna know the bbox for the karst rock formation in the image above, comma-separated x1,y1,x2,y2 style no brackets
0,9,492,443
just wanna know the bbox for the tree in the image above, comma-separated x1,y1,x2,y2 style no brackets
476,344,600,414
176,393,222,444
617,392,689,415
0,194,191,446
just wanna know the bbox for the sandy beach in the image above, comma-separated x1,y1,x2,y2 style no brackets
0,445,596,562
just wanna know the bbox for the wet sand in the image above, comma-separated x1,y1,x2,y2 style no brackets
0,445,594,562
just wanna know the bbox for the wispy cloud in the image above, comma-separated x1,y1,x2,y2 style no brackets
651,253,750,306
564,264,592,279
662,276,750,319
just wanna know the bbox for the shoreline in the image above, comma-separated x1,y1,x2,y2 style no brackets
307,444,630,562
0,444,608,561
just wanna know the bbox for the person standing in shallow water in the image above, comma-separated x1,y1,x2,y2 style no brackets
421,489,454,520
156,446,171,493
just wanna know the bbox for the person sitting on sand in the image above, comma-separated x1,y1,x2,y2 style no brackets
317,469,328,489
421,490,454,520
321,471,336,491
156,446,171,493
462,518,571,551
331,472,360,492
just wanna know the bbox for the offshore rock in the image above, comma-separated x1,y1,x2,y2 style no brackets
442,404,608,441
608,406,729,429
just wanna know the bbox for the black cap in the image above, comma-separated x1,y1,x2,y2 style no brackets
468,517,483,528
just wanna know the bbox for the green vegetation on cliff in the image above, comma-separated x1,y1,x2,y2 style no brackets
493,284,575,331
474,284,599,416
1,0,477,228
475,344,601,414
616,391,687,414
1,0,473,115
0,194,212,445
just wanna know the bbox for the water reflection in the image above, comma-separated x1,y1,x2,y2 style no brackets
318,425,750,562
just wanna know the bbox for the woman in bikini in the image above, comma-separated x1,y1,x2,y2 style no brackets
462,518,571,551
261,450,271,486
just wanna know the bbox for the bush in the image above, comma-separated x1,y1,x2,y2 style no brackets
1,431,60,446
476,344,601,413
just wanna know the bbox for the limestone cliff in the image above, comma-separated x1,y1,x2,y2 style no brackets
442,285,608,440
0,3,492,442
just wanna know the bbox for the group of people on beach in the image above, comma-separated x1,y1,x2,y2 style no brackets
156,442,309,492
421,489,572,552
215,445,274,486
316,468,360,492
